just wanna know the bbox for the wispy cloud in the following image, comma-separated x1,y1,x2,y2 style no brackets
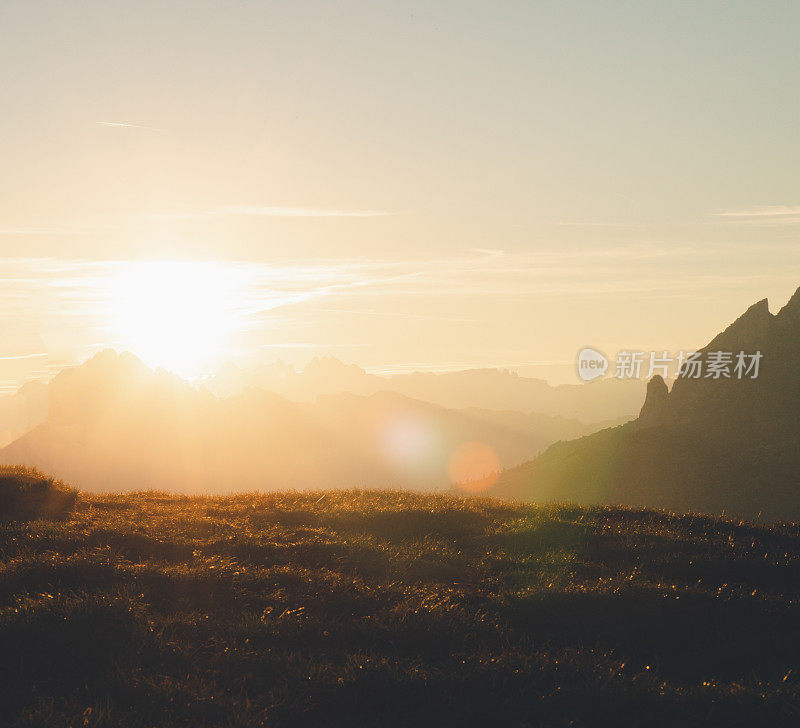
148,206,389,220
256,342,369,349
546,221,647,227
97,121,165,132
221,206,388,218
1,250,797,386
0,229,69,236
713,205,800,222
302,306,479,323
0,352,48,361
0,223,123,236
4,242,796,302
714,205,800,217
0,208,390,236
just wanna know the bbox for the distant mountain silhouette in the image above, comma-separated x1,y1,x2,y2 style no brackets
0,380,48,448
0,351,611,493
492,287,800,522
208,356,645,423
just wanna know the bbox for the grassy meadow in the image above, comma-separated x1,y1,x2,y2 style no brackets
2,468,800,726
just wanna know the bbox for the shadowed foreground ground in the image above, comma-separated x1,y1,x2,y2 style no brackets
2,475,800,726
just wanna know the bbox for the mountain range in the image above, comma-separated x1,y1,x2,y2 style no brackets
207,356,645,423
0,351,620,493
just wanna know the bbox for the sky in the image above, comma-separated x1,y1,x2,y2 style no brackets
1,1,799,390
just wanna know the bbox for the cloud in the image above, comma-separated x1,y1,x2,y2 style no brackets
97,121,165,132
0,229,67,236
1,251,797,388
148,206,389,220
220,206,388,218
0,223,123,236
256,342,369,349
545,221,646,227
0,352,48,361
302,306,479,323
0,208,391,235
4,246,797,341
713,206,800,221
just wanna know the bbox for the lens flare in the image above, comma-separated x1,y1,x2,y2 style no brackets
448,441,501,493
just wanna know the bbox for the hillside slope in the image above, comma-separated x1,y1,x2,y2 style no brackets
0,379,48,447
492,286,800,521
2,476,800,726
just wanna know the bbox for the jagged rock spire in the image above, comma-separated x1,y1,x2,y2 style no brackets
637,375,669,428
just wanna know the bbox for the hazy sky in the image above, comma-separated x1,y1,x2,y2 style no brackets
1,1,799,388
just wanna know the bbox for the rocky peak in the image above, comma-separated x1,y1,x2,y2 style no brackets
637,375,669,428
777,285,800,323
703,298,773,353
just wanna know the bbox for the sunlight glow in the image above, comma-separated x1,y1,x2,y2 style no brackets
108,261,243,378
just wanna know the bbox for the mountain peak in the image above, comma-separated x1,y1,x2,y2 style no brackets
703,297,774,353
637,375,669,428
777,285,800,322
304,357,365,377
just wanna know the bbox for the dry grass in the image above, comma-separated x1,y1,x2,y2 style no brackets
0,466,77,522
2,474,800,726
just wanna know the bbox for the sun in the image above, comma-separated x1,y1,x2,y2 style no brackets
108,261,241,378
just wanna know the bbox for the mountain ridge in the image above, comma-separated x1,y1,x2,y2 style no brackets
0,350,614,493
492,286,800,521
